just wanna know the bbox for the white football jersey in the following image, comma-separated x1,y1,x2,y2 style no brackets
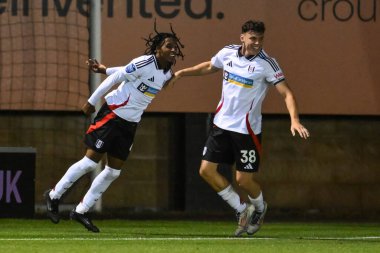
211,45,285,135
88,55,172,122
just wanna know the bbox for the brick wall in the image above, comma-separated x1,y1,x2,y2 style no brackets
0,112,379,219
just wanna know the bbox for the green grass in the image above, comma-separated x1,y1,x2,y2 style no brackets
0,219,379,253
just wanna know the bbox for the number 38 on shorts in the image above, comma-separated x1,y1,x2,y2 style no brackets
238,149,259,172
240,150,256,163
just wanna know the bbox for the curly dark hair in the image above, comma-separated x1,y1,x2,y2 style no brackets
241,20,265,34
143,20,185,70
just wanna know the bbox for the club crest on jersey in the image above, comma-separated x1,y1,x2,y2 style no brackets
95,139,104,149
223,71,230,81
125,64,136,73
248,65,255,73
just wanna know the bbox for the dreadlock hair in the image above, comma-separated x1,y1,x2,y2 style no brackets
143,20,185,71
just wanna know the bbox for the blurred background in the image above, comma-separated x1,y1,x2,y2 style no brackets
0,0,379,220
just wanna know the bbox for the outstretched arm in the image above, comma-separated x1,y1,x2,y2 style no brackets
275,81,310,139
86,59,123,75
176,61,220,77
167,61,220,86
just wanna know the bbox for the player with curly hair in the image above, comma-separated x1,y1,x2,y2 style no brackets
44,21,184,232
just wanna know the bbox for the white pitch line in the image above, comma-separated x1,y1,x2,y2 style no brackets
301,236,380,241
0,237,270,241
0,236,379,241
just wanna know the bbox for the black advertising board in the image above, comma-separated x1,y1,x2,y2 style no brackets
0,147,36,218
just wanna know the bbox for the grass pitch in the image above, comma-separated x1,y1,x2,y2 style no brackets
0,219,379,253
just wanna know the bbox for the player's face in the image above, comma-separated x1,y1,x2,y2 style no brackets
240,31,264,56
156,37,179,64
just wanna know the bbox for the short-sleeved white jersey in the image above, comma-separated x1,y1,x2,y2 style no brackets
211,45,285,135
88,55,172,122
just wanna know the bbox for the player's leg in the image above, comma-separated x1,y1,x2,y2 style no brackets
200,127,249,235
232,132,267,236
235,171,263,205
70,115,137,232
200,160,245,211
199,160,252,236
47,102,112,201
44,149,102,224
236,171,267,235
199,160,229,191
201,127,247,212
75,155,123,215
70,155,123,233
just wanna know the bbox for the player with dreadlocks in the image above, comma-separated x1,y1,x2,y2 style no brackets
44,22,184,232
143,22,184,71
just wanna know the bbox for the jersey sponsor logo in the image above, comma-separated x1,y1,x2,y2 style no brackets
125,64,136,73
223,70,253,88
137,82,159,97
148,76,155,82
138,82,149,93
226,61,233,67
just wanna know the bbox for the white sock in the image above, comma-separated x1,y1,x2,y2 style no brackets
75,166,121,214
248,192,264,213
217,185,246,213
50,156,98,199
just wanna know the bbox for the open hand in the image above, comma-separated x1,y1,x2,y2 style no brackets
291,122,310,139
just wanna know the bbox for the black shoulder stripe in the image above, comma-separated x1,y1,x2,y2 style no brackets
153,55,159,70
135,55,154,65
135,57,155,69
264,58,279,71
259,52,279,71
135,56,154,65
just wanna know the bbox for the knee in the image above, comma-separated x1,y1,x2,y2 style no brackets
199,165,214,180
199,161,219,180
103,166,121,181
199,166,208,179
80,156,99,173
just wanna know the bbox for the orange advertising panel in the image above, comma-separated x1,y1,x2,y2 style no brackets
101,0,379,115
0,0,378,114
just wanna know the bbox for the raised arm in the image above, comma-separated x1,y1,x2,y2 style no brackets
86,58,124,75
275,80,310,139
